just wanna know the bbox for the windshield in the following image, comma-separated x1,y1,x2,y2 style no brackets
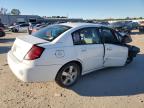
32,25,71,41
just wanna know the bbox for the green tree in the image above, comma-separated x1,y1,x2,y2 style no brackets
11,9,21,15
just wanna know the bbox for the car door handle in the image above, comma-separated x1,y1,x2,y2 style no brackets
107,48,112,51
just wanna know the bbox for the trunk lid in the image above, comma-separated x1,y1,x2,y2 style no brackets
12,35,48,61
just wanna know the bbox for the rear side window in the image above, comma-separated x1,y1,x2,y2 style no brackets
32,25,71,41
72,27,101,45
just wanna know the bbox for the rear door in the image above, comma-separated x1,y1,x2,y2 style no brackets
72,27,104,74
99,27,128,67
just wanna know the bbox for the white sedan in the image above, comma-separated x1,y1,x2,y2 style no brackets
7,23,139,87
9,23,29,33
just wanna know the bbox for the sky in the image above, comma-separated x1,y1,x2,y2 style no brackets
0,0,144,19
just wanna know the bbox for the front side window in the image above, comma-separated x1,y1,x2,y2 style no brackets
99,28,119,43
32,25,71,41
72,27,101,45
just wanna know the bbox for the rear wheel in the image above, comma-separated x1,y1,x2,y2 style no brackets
55,63,81,88
12,28,18,32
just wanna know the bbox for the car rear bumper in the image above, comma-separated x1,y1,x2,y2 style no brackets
7,51,62,82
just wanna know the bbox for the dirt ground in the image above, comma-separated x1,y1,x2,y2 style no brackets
0,31,144,108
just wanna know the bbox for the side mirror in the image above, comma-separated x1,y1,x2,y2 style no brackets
122,35,132,43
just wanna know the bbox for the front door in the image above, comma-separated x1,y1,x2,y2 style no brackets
104,44,128,67
99,28,128,67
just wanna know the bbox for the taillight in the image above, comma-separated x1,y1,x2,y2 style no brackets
32,29,37,33
24,45,44,60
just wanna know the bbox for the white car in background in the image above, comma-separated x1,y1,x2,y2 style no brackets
7,23,140,87
9,23,29,33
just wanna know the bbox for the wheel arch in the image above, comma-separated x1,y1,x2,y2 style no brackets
55,60,83,80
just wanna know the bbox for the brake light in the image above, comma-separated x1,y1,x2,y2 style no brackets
32,29,37,33
24,45,44,60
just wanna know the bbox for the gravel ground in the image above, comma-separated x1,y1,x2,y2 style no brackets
0,31,144,108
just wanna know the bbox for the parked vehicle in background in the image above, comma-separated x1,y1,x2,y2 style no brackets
0,22,5,37
139,21,144,32
110,21,139,32
31,23,50,34
95,21,110,26
0,27,5,37
7,23,140,87
54,21,67,24
131,22,139,29
110,21,132,35
9,23,29,33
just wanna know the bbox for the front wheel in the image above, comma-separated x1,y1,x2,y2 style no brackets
55,63,81,88
15,29,18,32
126,57,133,64
0,31,5,37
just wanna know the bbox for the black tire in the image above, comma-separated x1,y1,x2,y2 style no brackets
126,57,133,64
12,28,18,32
55,63,81,88
15,29,18,32
0,31,2,37
0,31,5,37
11,29,14,32
2,31,5,36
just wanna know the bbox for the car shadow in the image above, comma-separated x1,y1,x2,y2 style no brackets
0,46,11,54
70,54,144,97
0,38,15,43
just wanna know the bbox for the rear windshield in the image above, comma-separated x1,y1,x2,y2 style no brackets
32,25,71,41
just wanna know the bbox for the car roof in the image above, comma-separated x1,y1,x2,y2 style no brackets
60,22,103,28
